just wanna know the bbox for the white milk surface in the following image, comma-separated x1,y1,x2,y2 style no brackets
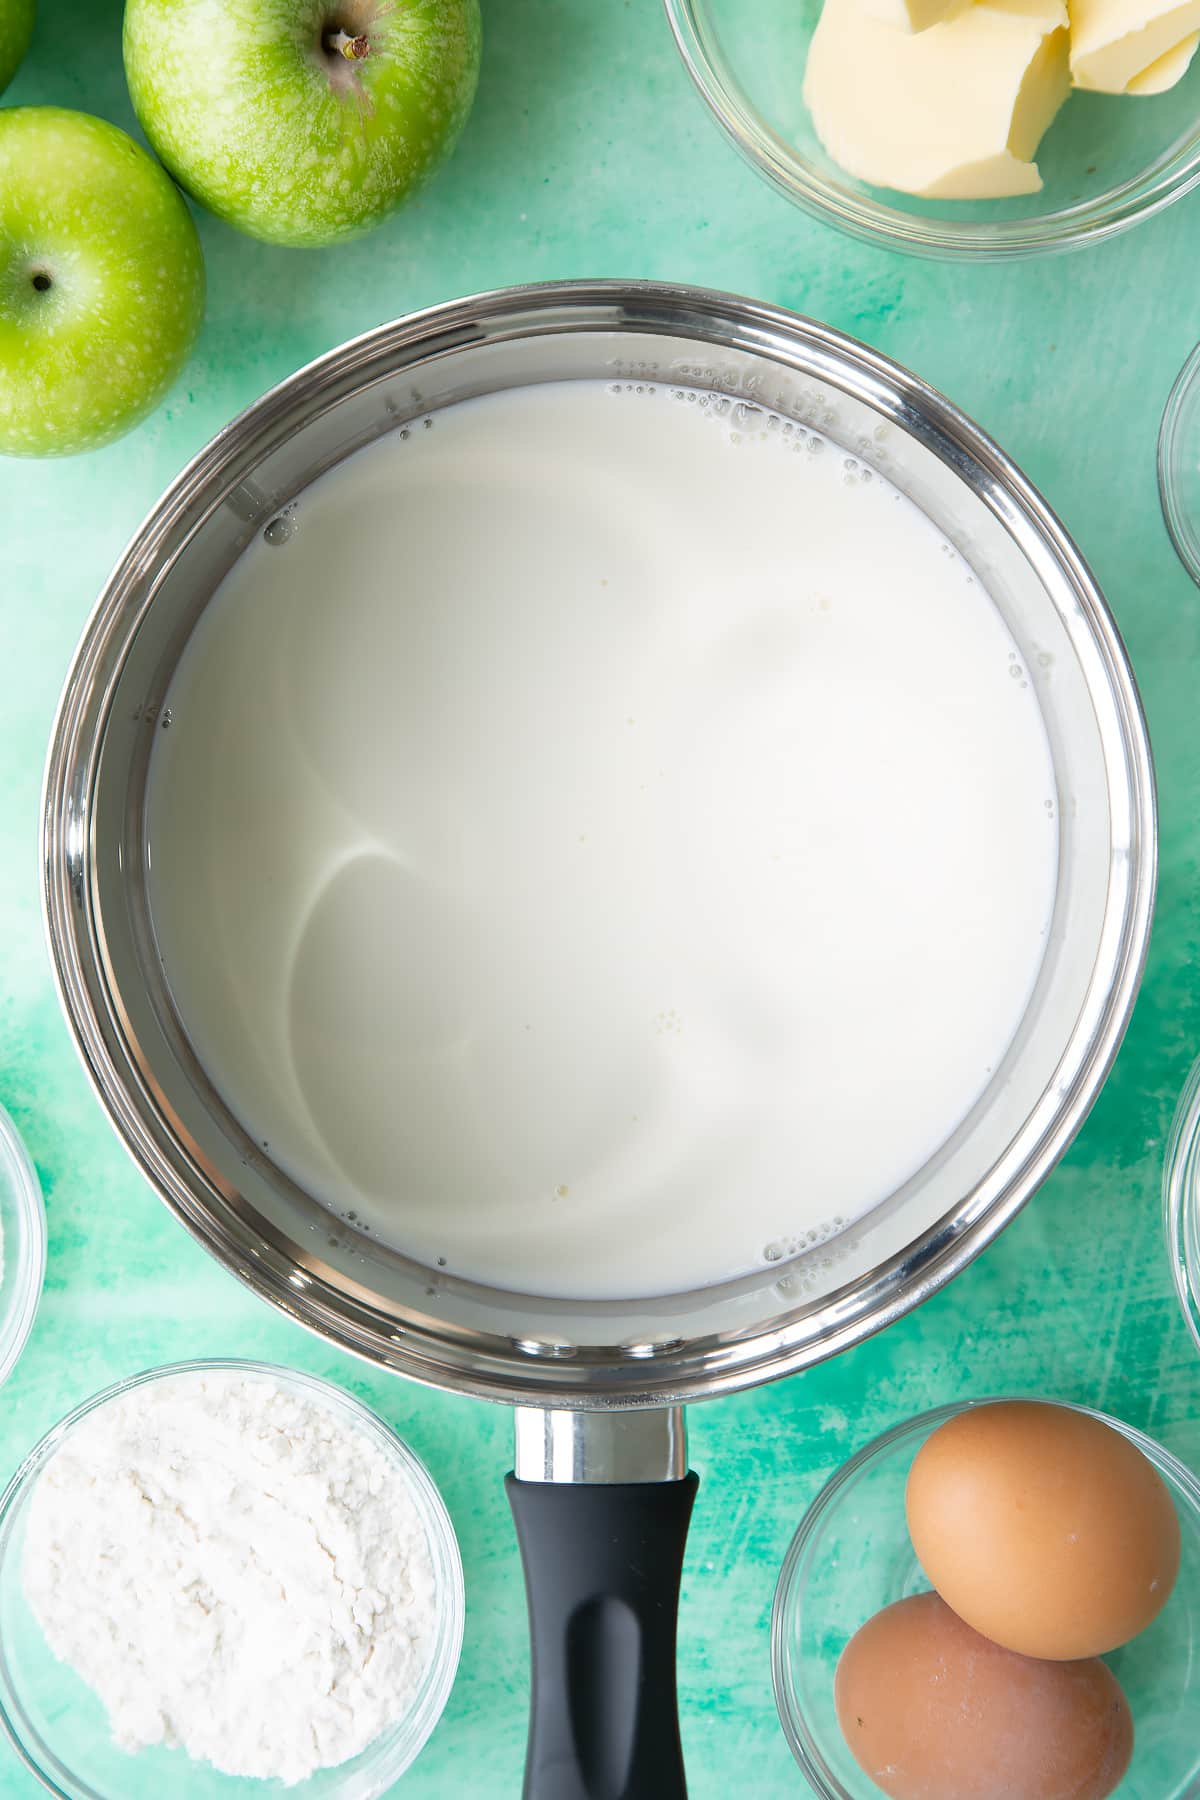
147,380,1058,1299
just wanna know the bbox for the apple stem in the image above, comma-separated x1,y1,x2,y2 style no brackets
324,27,370,59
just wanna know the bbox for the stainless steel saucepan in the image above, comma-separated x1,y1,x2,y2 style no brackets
42,282,1155,1799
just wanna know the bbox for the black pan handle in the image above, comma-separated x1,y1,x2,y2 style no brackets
506,1470,699,1800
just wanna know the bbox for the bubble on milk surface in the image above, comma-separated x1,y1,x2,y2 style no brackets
619,1333,685,1358
761,1212,852,1270
611,381,903,493
263,505,299,547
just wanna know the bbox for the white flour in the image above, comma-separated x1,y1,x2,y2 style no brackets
22,1370,441,1785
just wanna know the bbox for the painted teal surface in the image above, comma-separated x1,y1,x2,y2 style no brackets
2,2,1199,1794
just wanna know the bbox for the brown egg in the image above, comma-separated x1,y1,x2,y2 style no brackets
834,1592,1133,1800
906,1401,1181,1660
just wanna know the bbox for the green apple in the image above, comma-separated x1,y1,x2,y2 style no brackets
0,0,33,95
0,109,205,457
123,0,482,248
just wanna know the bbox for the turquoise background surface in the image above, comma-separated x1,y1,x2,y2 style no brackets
2,2,1199,1794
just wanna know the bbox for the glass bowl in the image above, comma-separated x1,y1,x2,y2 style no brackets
773,1399,1200,1798
0,1102,46,1388
1158,346,1200,587
664,0,1200,260
0,1359,465,1800
1165,1054,1200,1351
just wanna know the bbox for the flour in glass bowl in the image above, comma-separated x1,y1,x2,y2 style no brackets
22,1369,442,1785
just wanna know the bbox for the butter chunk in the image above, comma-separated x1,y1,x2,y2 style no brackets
1071,0,1200,89
805,0,1071,199
1125,29,1199,88
859,0,967,33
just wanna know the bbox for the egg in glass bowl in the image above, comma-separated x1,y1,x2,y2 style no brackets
772,1399,1200,1798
